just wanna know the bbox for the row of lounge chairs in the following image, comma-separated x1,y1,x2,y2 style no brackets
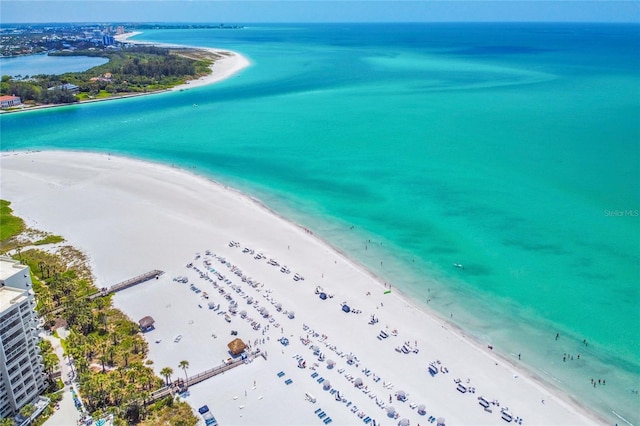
314,408,333,424
277,371,293,385
230,240,307,282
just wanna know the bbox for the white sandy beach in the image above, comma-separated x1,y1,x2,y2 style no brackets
1,151,601,426
115,31,251,91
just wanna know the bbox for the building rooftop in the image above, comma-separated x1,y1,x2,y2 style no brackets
0,257,27,282
0,286,27,312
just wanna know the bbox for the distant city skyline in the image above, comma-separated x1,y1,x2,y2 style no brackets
1,0,638,24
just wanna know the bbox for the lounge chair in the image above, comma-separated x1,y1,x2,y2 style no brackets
285,379,293,385
311,372,319,378
277,371,285,378
318,412,326,419
315,408,322,415
324,418,333,424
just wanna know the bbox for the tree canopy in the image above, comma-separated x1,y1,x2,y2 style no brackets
1,45,212,106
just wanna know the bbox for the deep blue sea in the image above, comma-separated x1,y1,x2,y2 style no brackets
1,23,639,424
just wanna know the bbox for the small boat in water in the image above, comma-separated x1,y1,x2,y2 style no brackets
453,263,464,269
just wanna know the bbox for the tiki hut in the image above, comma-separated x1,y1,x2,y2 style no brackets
138,316,155,332
227,338,247,356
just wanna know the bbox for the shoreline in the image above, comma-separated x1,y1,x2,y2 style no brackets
114,31,251,92
0,32,250,115
1,150,604,426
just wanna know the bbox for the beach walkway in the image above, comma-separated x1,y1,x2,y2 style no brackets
146,349,265,404
90,269,165,299
46,270,164,316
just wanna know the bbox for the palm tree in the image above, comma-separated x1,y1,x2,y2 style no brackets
19,403,35,425
178,360,189,390
160,367,173,386
43,352,59,384
122,350,129,368
0,418,14,426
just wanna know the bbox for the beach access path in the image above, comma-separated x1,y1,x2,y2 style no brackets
1,151,602,426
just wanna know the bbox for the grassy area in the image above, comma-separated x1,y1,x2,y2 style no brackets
34,235,65,245
0,199,25,241
77,90,114,101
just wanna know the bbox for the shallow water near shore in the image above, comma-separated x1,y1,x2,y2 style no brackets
1,23,639,424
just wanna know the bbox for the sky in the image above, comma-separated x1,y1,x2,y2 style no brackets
1,0,638,24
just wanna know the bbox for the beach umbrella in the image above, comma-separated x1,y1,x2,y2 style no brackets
258,306,266,313
229,305,237,313
275,303,282,310
396,390,406,400
342,304,350,313
436,417,445,426
417,405,426,415
247,296,253,304
326,359,335,369
288,311,295,319
319,292,327,300
311,345,320,352
239,310,247,318
323,381,331,390
386,406,396,417
354,377,363,387
399,419,410,426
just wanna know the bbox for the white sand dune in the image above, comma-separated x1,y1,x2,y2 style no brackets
2,151,600,426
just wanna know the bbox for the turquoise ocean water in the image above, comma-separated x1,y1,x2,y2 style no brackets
1,23,638,424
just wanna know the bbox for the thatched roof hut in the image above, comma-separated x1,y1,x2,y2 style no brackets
227,338,247,355
138,316,155,331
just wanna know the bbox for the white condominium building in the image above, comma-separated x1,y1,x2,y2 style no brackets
0,257,46,418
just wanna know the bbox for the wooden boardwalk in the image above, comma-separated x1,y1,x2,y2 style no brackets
88,269,165,300
47,270,164,316
146,350,266,404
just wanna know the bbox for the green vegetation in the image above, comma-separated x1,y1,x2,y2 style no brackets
0,200,25,241
1,45,213,106
34,234,65,245
0,200,197,425
0,200,66,252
